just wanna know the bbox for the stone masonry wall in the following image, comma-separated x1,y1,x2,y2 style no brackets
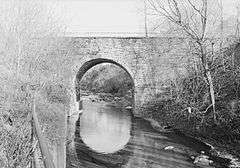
67,37,190,116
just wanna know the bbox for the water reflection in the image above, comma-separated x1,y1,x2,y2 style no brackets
69,98,230,168
80,100,132,153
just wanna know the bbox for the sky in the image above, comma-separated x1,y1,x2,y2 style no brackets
49,0,144,36
45,0,239,37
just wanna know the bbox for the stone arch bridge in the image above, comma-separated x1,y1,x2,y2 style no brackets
68,37,188,116
53,37,190,168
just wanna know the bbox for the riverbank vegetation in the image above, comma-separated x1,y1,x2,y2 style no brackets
143,0,240,157
141,44,240,156
0,1,70,167
80,63,134,103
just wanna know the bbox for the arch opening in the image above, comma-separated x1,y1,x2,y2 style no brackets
75,58,134,105
75,58,134,154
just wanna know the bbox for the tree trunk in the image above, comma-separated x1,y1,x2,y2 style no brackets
201,44,217,124
205,65,217,124
16,36,22,78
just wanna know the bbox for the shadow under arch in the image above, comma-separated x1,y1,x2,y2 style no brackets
75,58,135,109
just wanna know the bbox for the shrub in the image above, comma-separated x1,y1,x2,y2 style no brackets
0,107,32,168
80,64,133,97
44,84,70,104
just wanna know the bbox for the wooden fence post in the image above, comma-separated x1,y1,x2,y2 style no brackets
32,94,55,168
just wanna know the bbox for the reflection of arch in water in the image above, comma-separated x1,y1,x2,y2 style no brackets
75,58,135,109
73,112,133,167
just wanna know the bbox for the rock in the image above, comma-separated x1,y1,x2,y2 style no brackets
193,153,213,166
145,118,168,132
125,106,132,110
114,97,121,101
164,146,174,150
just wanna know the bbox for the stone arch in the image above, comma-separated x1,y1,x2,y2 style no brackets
75,58,135,109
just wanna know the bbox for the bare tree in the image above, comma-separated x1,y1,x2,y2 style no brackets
148,0,222,123
236,3,240,38
0,0,67,167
